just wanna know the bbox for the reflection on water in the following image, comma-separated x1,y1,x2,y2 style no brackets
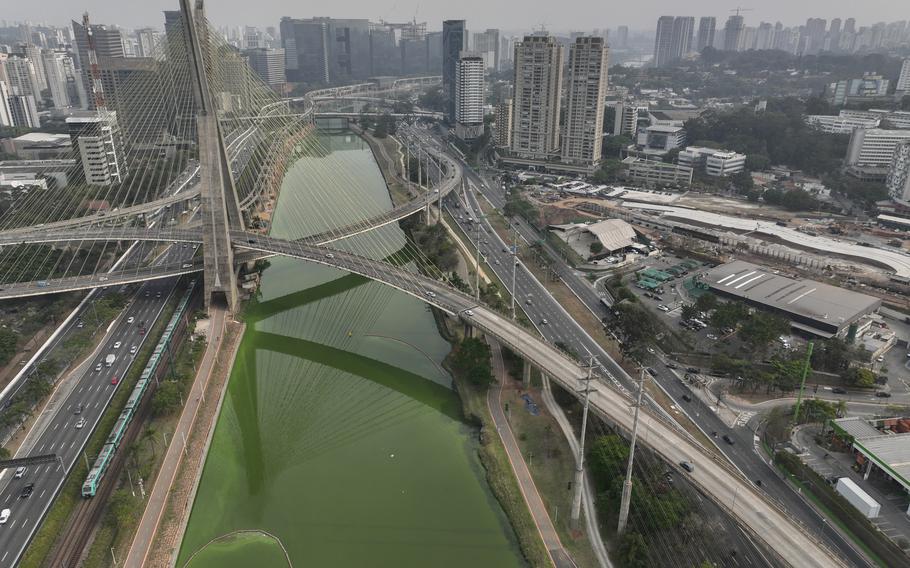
177,132,523,567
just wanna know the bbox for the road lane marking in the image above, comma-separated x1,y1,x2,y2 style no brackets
69,441,75,449
39,490,45,499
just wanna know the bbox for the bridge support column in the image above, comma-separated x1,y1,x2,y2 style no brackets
522,360,532,389
463,322,474,339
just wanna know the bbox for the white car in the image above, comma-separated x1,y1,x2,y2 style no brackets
127,317,134,324
75,418,86,429
0,508,9,524
113,341,122,349
130,345,138,355
14,467,25,479
657,305,670,312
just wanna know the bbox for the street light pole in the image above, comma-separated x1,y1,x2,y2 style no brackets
617,368,647,534
510,220,518,321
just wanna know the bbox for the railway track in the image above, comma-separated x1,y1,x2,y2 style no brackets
45,383,157,567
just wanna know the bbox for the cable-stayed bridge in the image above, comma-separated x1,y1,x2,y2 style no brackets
0,1,848,566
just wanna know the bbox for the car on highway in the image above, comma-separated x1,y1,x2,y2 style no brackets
679,461,695,473
113,341,122,349
111,376,120,385
139,328,146,336
875,391,892,398
14,467,25,479
722,434,735,445
832,387,847,394
156,292,161,298
145,290,150,297
76,320,84,329
95,363,103,372
127,317,134,324
540,319,548,325
75,418,86,429
657,304,670,312
0,508,9,524
325,253,335,259
20,483,34,499
130,345,138,355
666,363,678,370
646,368,657,376
464,309,474,317
74,404,83,415
681,394,692,402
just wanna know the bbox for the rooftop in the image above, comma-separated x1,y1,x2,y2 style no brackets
832,417,910,490
703,260,881,334
12,133,71,145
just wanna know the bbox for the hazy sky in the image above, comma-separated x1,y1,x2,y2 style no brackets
4,0,907,32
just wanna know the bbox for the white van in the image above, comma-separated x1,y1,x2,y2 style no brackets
0,508,10,524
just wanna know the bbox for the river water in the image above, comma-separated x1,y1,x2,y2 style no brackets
177,131,523,567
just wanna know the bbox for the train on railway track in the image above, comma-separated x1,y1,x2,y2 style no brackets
81,280,197,498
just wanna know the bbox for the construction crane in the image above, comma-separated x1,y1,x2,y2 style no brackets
83,12,107,110
730,7,754,16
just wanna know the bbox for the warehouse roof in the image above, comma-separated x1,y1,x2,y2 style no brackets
832,417,910,490
586,219,637,252
703,260,881,335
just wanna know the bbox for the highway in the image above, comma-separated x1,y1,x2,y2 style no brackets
0,242,198,567
405,126,870,567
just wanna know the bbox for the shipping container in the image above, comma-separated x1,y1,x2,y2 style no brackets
835,478,880,518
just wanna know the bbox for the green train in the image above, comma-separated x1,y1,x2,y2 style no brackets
82,281,196,498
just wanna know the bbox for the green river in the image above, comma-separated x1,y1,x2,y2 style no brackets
177,131,523,567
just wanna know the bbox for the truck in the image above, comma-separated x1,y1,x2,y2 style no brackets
104,354,116,368
36,281,48,288
835,477,880,518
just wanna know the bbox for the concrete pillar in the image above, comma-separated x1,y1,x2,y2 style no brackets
463,323,474,338
522,360,532,388
864,459,873,481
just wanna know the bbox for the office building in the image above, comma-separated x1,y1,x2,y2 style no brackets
696,17,716,52
840,109,910,130
442,20,468,123
510,34,564,160
245,47,285,88
42,50,73,109
7,94,39,128
898,59,910,94
755,22,775,50
705,151,746,176
805,114,880,134
472,29,500,72
494,98,512,148
639,124,686,157
803,18,827,55
887,141,910,201
653,16,675,66
561,37,609,166
454,52,485,140
66,111,127,186
72,19,124,109
279,17,371,85
623,156,693,186
845,128,910,182
0,132,72,159
723,15,745,51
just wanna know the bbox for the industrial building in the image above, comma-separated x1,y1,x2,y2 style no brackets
703,260,881,338
622,156,693,186
1,132,72,160
549,218,638,259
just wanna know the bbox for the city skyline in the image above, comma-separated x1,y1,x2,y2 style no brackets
2,0,907,34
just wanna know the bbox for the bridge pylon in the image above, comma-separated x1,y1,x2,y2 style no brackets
179,0,244,312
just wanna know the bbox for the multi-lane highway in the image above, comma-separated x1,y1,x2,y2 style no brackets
0,243,197,567
413,127,873,568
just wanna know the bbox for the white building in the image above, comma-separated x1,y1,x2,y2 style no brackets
887,140,910,201
846,128,910,169
705,151,746,176
806,114,879,134
7,94,39,128
639,124,686,157
898,58,910,94
42,50,73,109
66,111,127,186
610,100,649,137
510,34,564,160
561,36,609,166
454,52,485,140
1,56,41,100
840,109,910,130
244,47,286,88
0,82,13,127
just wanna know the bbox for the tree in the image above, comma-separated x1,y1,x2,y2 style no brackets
842,366,875,388
451,337,493,387
0,447,9,460
590,242,604,255
731,170,754,193
152,381,184,416
709,301,748,331
0,329,19,366
811,338,853,373
681,303,699,321
739,311,789,351
591,159,623,184
694,293,717,312
617,531,650,568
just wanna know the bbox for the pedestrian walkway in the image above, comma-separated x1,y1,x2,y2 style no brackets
486,338,577,568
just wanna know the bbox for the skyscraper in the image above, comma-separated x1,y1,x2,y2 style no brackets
442,20,467,123
8,93,39,127
135,28,161,58
472,29,500,72
1,56,41,100
494,98,512,148
278,17,371,85
454,52,485,140
72,19,124,110
42,50,73,109
696,17,716,52
245,48,286,89
561,36,609,167
616,26,629,49
653,16,675,66
510,34,564,160
670,17,695,59
0,82,13,127
755,22,775,50
723,15,745,51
